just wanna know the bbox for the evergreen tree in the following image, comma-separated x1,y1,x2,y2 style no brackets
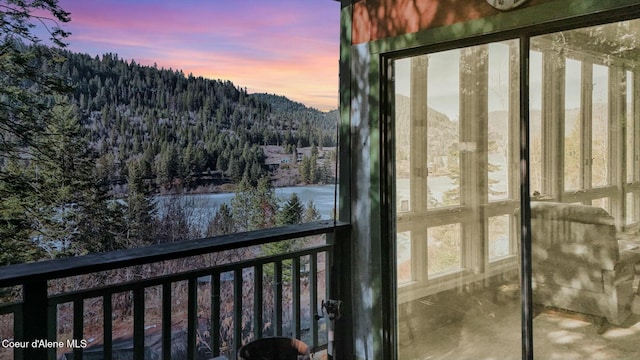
125,159,156,246
278,193,303,225
154,197,199,244
77,176,128,253
249,176,278,230
309,152,319,183
207,203,234,236
442,147,460,206
0,1,70,158
37,100,124,256
230,175,278,232
227,155,243,182
299,155,311,183
230,176,253,232
303,200,322,223
0,162,43,264
0,1,71,264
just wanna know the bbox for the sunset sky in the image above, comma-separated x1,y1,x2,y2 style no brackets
53,1,340,111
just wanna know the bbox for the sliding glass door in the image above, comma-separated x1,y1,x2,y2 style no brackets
391,17,640,360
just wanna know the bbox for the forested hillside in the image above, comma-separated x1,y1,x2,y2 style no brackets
1,40,336,264
56,50,337,192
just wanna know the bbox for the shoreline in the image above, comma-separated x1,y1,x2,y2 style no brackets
156,182,337,197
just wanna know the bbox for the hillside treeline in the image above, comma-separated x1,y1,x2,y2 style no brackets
57,51,337,190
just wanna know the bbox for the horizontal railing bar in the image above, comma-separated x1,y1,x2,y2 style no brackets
0,221,348,287
315,343,328,352
0,302,21,315
48,244,332,305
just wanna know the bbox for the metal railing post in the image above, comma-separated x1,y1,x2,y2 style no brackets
327,225,353,359
22,279,49,360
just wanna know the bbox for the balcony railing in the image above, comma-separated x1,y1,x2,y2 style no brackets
0,220,350,360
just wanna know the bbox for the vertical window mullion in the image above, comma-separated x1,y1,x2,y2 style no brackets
520,34,534,360
541,50,565,200
610,66,626,229
410,56,428,214
459,46,489,272
634,71,640,223
581,61,594,194
409,56,428,283
509,42,521,258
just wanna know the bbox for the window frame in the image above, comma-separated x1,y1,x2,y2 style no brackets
392,41,522,303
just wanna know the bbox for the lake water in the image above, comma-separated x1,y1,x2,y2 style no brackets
396,153,510,207
155,184,338,230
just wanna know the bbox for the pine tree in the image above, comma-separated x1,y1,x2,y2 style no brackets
303,200,322,223
230,175,279,232
35,101,102,255
299,155,311,183
249,176,278,230
309,152,319,183
230,176,253,232
126,159,157,246
207,203,234,236
278,193,303,225
0,162,43,264
0,0,71,263
0,1,70,157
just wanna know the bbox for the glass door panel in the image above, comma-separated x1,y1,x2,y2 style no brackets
394,39,521,359
530,19,640,359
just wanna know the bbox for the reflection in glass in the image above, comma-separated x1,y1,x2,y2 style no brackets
427,49,460,208
488,215,510,261
627,70,634,185
394,17,640,358
531,19,640,359
591,197,609,212
427,224,461,276
394,40,521,359
397,231,412,284
564,58,582,191
626,192,635,225
395,56,413,213
529,51,544,196
592,64,609,187
488,43,511,201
